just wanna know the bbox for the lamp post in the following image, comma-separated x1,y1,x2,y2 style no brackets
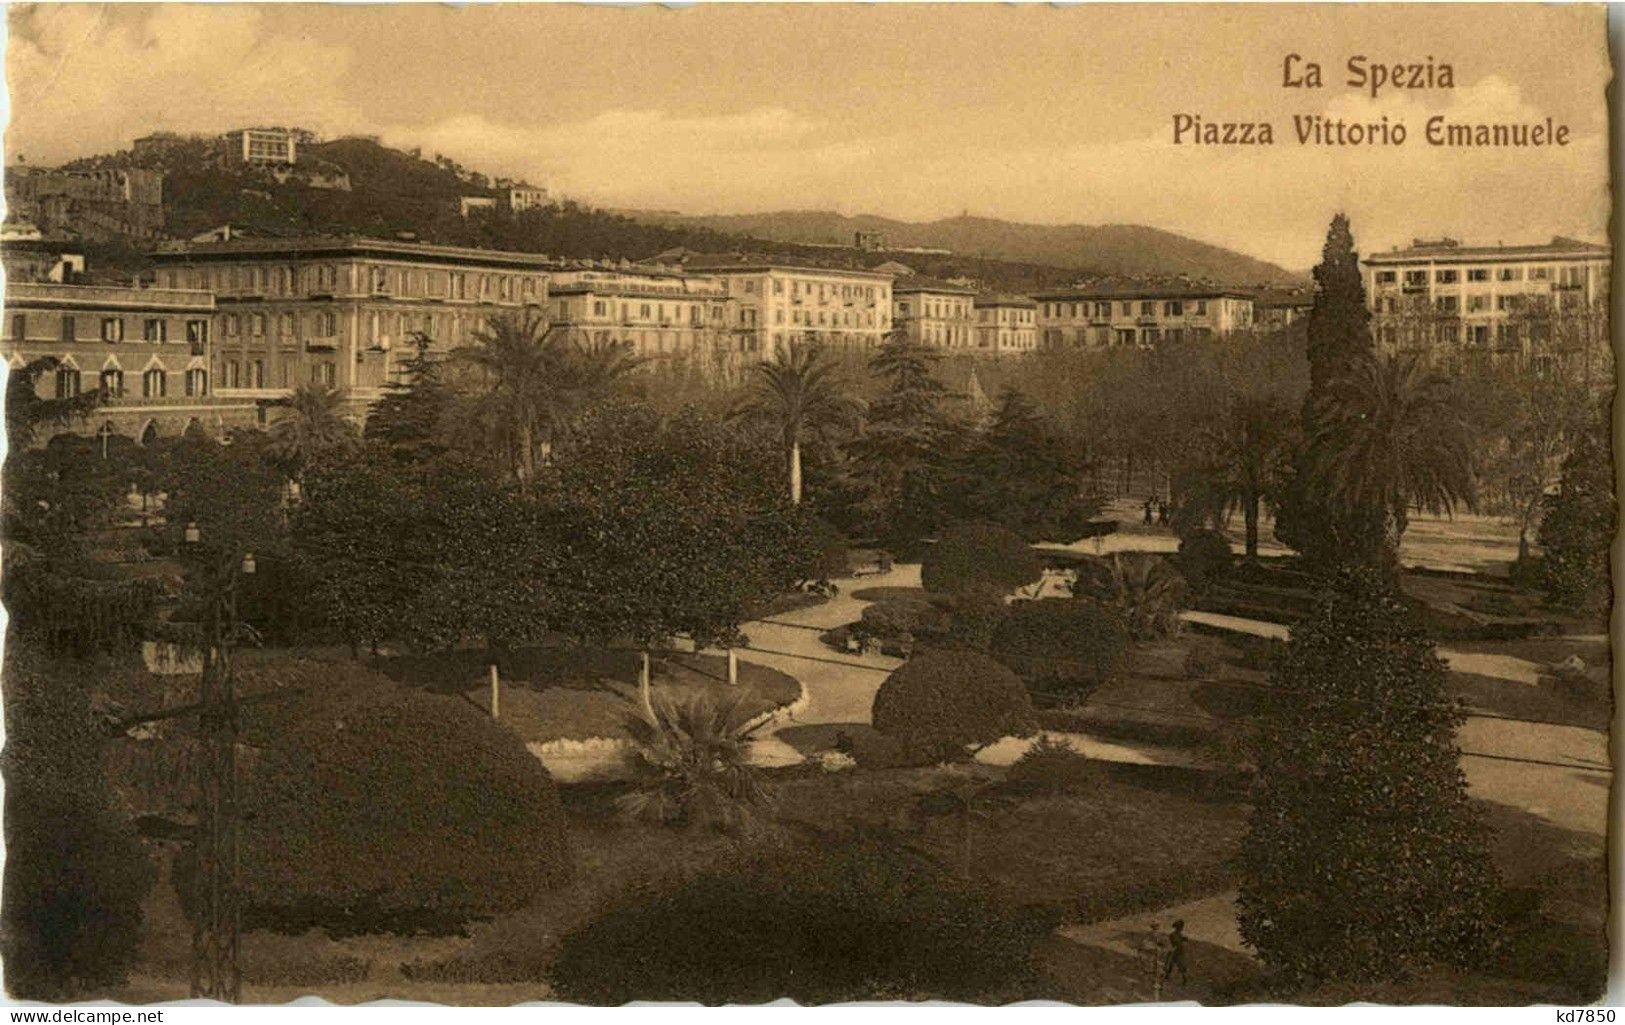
183,522,254,1003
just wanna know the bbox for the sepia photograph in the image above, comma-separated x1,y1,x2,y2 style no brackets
0,1,1613,1008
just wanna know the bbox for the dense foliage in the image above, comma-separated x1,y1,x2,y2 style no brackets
1175,528,1235,595
871,648,1036,761
618,691,776,833
1071,552,1186,640
1237,569,1500,983
228,669,571,935
1,643,154,998
919,521,1042,597
990,598,1128,701
547,838,1057,1004
948,388,1100,542
1538,413,1615,614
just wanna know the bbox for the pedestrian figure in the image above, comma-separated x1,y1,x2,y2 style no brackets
1156,499,1169,527
1139,922,1167,1001
1162,918,1189,987
1143,498,1154,525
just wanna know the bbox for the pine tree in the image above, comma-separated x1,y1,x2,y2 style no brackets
364,331,451,465
1276,214,1384,568
1237,568,1500,984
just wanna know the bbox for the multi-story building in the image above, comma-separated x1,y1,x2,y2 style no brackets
1031,287,1255,347
546,267,741,368
1253,288,1314,330
676,256,894,356
1,238,86,284
973,294,1039,355
1,281,256,443
222,127,310,166
459,196,497,217
506,183,549,212
1363,236,1611,374
149,236,554,415
3,166,165,240
892,278,977,351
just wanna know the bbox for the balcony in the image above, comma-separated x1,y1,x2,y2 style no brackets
304,338,338,352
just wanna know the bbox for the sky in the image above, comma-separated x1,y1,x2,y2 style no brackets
3,3,1611,271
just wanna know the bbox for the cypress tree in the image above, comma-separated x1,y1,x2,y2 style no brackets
1276,214,1383,568
1237,568,1500,984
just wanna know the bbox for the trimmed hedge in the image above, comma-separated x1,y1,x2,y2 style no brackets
1176,528,1234,595
871,648,1037,760
220,672,571,936
920,522,1042,597
547,839,1057,1004
991,598,1128,701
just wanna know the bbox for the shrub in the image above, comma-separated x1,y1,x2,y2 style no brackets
1538,419,1614,614
920,588,1009,651
1073,552,1187,640
1005,735,1095,792
860,595,948,642
618,690,776,833
871,648,1037,761
223,675,571,936
2,644,155,999
1237,568,1500,984
991,598,1128,701
547,838,1058,1003
1176,528,1234,594
920,522,1042,597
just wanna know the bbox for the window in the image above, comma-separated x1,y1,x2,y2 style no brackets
142,367,166,397
773,279,784,295
320,312,337,336
142,319,167,343
186,320,209,348
1467,268,1490,282
10,314,24,340
1434,296,1459,315
1163,301,1183,317
185,368,207,397
251,360,265,388
1466,295,1490,313
1194,301,1208,315
1375,270,1397,284
225,361,241,388
1403,270,1428,288
54,367,81,398
1139,301,1155,316
280,313,295,337
253,313,267,336
226,314,240,337
1497,267,1523,282
100,368,124,397
1528,266,1551,281
1435,269,1458,284
312,362,336,387
100,318,124,342
61,316,77,342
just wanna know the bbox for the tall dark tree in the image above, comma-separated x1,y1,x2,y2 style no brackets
1237,568,1500,984
1538,403,1615,614
1276,214,1384,568
951,387,1099,542
364,331,453,465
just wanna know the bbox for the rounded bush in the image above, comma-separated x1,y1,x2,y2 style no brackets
1176,528,1234,594
547,839,1056,1004
860,596,949,642
920,522,1042,597
226,672,571,935
991,598,1128,701
871,648,1037,760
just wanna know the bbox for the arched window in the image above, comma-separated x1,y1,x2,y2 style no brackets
143,368,167,398
55,366,82,398
100,368,125,397
185,368,208,397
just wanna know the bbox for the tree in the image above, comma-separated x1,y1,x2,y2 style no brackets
1237,569,1500,984
1309,353,1476,573
871,648,1037,762
5,356,104,447
1538,406,1615,614
919,521,1043,597
267,383,358,482
1190,396,1294,559
450,312,640,487
950,387,1100,542
731,337,858,505
1276,214,1382,569
364,331,453,465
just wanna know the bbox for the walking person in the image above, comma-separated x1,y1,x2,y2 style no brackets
1156,499,1169,527
1162,918,1189,988
1143,498,1154,525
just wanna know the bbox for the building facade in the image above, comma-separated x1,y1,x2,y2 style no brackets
507,184,549,212
150,237,554,415
1363,237,1611,373
1032,287,1255,347
546,267,741,369
973,294,1039,355
1,281,257,443
222,127,308,166
680,258,894,357
892,279,977,351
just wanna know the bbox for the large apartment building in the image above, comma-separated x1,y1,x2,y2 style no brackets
546,267,742,367
1363,236,1610,373
2,280,257,443
149,236,554,414
892,278,977,351
675,256,894,356
973,294,1039,355
1031,287,1256,348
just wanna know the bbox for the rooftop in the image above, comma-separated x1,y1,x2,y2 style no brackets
1030,284,1255,302
1365,236,1611,265
5,281,215,311
975,292,1037,308
656,249,895,280
891,274,976,296
150,234,561,269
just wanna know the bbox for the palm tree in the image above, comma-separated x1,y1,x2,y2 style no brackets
267,383,356,482
452,313,640,485
732,337,858,505
1197,396,1294,559
1310,352,1475,569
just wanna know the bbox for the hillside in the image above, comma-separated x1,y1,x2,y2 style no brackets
626,210,1305,286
